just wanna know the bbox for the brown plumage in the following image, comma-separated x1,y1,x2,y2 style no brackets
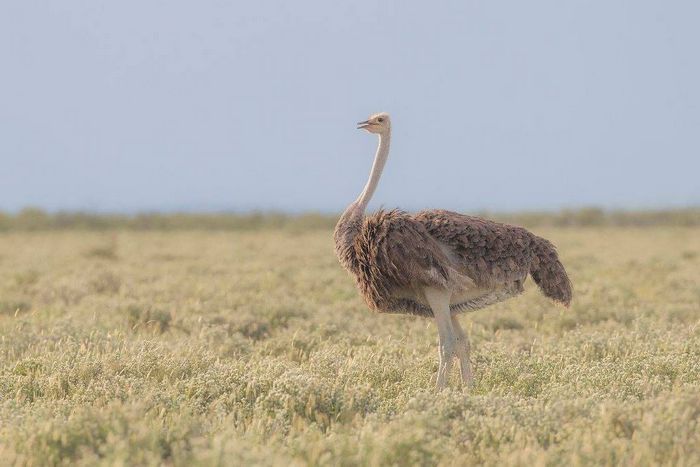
335,112,572,389
335,208,572,317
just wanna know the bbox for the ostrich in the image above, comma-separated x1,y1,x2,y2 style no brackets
334,112,572,389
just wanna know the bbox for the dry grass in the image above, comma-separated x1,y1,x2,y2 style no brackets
0,226,699,465
1,207,700,232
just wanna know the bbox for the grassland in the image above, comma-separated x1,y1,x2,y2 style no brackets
0,219,699,465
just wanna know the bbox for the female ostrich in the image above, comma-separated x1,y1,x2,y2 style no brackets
334,112,572,389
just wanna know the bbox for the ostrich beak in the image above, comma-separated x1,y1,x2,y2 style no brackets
357,120,371,130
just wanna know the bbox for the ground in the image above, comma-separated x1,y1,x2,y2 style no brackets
0,226,699,466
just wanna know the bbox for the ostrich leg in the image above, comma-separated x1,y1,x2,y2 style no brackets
451,315,474,388
425,288,456,389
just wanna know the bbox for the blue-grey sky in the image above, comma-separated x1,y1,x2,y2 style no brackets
1,1,699,213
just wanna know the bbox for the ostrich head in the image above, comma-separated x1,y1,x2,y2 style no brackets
357,112,391,134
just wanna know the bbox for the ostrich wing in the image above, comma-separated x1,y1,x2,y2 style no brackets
413,209,535,288
355,209,453,310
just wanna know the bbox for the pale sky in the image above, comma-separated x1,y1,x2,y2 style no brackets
1,1,699,213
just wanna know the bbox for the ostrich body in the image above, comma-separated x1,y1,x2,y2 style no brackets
334,112,572,389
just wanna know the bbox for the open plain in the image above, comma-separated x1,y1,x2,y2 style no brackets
1,218,699,465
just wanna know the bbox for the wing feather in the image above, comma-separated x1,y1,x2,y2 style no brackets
413,209,535,288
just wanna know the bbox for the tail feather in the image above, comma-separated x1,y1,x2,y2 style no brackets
530,237,572,306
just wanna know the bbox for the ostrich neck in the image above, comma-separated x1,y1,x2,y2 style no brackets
354,131,391,213
335,130,391,262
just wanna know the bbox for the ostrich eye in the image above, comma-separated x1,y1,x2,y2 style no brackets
377,118,384,122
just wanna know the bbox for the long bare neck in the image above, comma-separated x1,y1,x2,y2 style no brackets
334,130,391,262
354,131,391,213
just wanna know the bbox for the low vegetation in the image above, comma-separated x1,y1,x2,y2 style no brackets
1,207,699,231
0,217,698,465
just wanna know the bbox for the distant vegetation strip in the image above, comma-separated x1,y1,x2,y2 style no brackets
0,207,699,231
